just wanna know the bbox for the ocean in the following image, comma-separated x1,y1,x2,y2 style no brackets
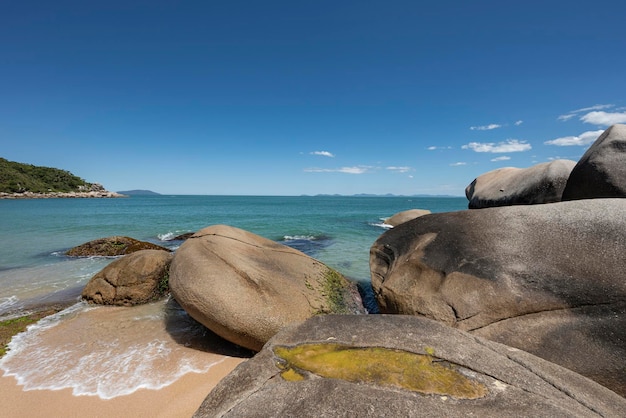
0,195,466,398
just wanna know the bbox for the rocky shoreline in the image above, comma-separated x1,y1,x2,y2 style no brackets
0,191,126,199
3,125,625,416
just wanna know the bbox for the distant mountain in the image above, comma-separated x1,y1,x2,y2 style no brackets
311,193,462,198
0,157,97,193
117,189,161,196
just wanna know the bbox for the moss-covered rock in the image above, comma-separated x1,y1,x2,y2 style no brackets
66,236,170,257
194,315,626,417
170,225,365,352
274,343,487,399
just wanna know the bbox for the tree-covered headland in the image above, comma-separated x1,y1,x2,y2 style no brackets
0,158,95,193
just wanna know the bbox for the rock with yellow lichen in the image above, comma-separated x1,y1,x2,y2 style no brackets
193,314,626,417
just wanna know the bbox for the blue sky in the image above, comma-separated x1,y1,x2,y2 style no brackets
2,1,625,196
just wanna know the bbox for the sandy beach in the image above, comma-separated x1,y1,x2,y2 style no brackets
0,299,251,418
1,356,243,418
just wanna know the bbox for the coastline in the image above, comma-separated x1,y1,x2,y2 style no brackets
0,301,246,417
0,191,126,199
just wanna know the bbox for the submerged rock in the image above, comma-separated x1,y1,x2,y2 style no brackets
172,232,194,241
562,124,626,200
465,159,575,209
370,198,626,396
66,236,170,257
170,225,365,351
82,249,173,306
194,315,626,417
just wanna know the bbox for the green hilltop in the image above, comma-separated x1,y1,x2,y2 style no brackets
0,158,95,193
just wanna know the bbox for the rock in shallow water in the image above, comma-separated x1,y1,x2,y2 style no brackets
194,315,626,417
170,225,365,352
66,236,170,257
383,209,431,227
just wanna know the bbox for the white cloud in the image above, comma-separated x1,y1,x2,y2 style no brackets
514,120,523,126
386,166,412,173
427,146,452,150
310,151,335,157
580,111,626,126
462,139,531,153
557,114,577,122
544,129,604,146
470,124,501,131
573,104,614,113
558,104,614,122
491,156,511,161
304,166,370,174
449,162,467,166
427,146,438,150
338,166,369,174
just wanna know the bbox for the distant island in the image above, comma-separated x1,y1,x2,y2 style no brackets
117,190,161,196
0,158,123,199
309,193,461,198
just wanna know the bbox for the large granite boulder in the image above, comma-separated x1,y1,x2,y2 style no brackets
369,199,626,396
66,236,170,257
170,225,365,352
465,159,576,209
562,124,626,200
82,249,173,306
194,314,626,417
383,209,431,227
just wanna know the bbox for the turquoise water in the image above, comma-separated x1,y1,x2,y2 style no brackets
0,195,466,315
0,195,467,398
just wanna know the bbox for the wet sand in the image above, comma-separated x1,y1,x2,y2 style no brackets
0,299,251,417
0,356,244,418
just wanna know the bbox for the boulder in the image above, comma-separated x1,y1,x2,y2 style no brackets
562,124,626,200
194,314,626,417
82,249,173,306
369,199,626,396
465,160,576,209
170,225,365,351
383,209,431,227
66,236,170,257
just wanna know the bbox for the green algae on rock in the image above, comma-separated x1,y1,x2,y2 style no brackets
274,343,487,399
0,307,66,357
317,268,354,314
66,236,170,257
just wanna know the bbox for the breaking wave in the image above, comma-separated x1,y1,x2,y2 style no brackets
0,300,233,399
369,217,393,229
277,234,333,256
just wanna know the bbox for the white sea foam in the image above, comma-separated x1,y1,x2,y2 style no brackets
158,230,192,241
0,295,20,314
0,300,231,399
158,232,176,241
370,222,393,229
282,235,317,241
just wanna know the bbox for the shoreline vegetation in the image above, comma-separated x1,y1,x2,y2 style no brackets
0,157,124,199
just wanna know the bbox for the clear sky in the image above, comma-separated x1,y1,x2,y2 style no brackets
2,1,625,196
